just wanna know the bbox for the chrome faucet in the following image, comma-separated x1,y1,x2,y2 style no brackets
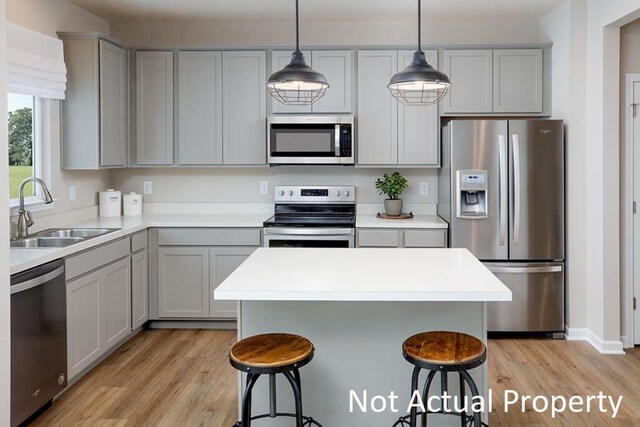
17,177,54,238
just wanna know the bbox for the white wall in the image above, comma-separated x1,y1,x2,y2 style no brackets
6,0,108,37
112,167,438,208
111,18,541,47
583,0,640,353
6,0,112,233
539,0,589,337
1,0,11,423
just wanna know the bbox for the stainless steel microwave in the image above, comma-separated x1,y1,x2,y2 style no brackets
267,115,355,165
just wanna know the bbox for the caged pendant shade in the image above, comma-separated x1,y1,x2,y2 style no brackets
267,0,329,105
388,0,451,105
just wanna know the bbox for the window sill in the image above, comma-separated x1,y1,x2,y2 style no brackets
9,199,56,217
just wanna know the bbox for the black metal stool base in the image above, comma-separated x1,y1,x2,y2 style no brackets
233,412,322,427
392,411,489,427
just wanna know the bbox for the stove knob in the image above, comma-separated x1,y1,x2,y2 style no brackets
345,190,350,197
336,190,341,197
290,190,294,196
279,190,285,197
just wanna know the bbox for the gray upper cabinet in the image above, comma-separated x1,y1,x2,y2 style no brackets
178,51,223,165
136,51,174,165
58,34,128,169
223,51,267,165
357,50,398,165
270,50,353,114
443,49,493,114
270,50,312,114
493,49,543,113
99,41,128,167
311,50,353,113
357,50,438,166
397,50,439,166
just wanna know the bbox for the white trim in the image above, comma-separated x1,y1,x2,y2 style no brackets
625,74,639,348
565,327,625,354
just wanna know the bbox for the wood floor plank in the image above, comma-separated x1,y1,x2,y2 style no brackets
30,330,640,426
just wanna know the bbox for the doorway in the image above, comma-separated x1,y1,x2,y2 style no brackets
628,75,640,345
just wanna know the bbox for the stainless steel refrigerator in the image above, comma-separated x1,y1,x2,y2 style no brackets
438,119,565,335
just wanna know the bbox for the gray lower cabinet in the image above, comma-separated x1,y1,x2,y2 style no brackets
357,228,448,248
178,51,223,165
136,51,174,165
152,228,260,319
58,34,128,169
210,247,255,318
158,247,210,318
66,257,131,380
131,249,149,329
222,51,266,165
357,50,439,166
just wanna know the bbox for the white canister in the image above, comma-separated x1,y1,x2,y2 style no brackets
123,192,143,216
99,189,122,217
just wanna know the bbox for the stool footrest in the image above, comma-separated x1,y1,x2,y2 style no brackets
392,411,489,427
234,412,323,427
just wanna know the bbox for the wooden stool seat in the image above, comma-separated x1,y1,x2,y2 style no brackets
402,331,486,371
230,333,314,372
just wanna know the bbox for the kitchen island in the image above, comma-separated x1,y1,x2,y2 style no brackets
215,247,511,426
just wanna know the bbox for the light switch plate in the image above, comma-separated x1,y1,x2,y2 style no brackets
260,181,269,194
69,185,76,201
420,182,429,196
143,181,152,194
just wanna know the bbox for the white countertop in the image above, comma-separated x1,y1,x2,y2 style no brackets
215,247,511,302
356,214,448,229
10,213,270,275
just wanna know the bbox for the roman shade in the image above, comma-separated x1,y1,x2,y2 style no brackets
6,23,67,99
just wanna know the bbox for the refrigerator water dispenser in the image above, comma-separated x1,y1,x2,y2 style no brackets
456,170,488,219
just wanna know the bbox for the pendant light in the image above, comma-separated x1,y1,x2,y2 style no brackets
388,0,451,105
267,0,329,105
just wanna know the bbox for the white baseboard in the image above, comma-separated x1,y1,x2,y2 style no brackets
565,326,625,354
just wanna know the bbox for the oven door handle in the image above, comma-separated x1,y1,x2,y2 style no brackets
264,227,355,236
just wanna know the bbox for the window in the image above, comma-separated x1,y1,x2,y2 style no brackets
7,93,37,204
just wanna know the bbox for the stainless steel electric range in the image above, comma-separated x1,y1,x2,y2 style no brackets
263,186,356,248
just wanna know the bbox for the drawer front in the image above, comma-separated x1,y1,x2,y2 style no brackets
157,228,261,246
66,238,131,280
357,229,399,247
404,230,447,248
131,230,148,252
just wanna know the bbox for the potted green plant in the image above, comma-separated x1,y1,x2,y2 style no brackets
375,172,408,216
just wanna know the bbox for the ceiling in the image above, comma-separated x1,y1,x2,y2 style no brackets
69,0,566,23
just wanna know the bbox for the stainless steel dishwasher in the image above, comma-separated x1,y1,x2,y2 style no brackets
11,259,67,426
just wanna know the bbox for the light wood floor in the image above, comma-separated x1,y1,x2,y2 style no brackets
31,330,640,426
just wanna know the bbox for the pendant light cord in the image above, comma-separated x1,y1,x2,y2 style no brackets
295,0,300,52
417,0,422,53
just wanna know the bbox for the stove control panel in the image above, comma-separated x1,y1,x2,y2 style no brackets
275,186,356,203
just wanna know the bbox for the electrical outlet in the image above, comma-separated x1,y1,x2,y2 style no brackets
143,181,153,194
69,185,76,201
260,181,269,194
420,182,429,196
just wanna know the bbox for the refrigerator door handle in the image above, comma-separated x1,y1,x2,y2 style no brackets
512,134,521,245
498,134,507,246
488,266,563,274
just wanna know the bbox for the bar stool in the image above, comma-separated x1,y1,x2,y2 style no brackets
229,333,322,427
393,331,487,427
